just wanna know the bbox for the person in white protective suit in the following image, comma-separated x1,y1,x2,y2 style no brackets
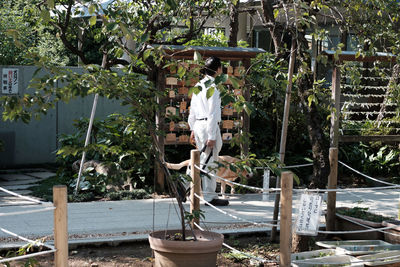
187,56,229,206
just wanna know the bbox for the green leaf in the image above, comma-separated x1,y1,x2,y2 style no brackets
274,9,279,19
193,51,202,62
89,4,96,14
166,0,178,9
140,33,149,43
143,49,152,61
188,86,201,96
47,0,55,9
215,74,228,85
89,16,97,26
106,22,118,31
206,87,215,99
229,76,240,89
177,66,186,79
40,9,51,23
120,23,131,39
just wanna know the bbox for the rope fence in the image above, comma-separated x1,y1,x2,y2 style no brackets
0,186,48,205
0,186,68,266
194,164,400,193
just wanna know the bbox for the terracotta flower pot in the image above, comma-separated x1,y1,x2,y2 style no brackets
149,229,224,267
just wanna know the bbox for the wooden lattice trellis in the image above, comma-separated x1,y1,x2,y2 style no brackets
154,45,265,191
323,50,400,145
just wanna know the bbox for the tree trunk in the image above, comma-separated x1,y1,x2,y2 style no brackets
292,35,331,252
296,35,330,189
227,1,239,47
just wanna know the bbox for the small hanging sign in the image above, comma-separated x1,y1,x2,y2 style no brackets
222,132,232,141
295,193,323,236
262,168,270,201
166,77,178,85
2,68,19,95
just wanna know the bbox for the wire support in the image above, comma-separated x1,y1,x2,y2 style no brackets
0,206,55,217
0,227,55,250
342,111,397,115
0,186,49,205
341,101,397,107
193,193,278,227
342,93,386,98
342,84,389,90
193,222,277,264
343,75,391,80
342,120,400,124
254,162,313,170
0,249,57,264
339,160,398,186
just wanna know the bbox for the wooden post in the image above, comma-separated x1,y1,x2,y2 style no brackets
330,64,341,148
280,171,293,267
155,68,166,192
190,149,201,229
326,147,338,232
53,185,68,267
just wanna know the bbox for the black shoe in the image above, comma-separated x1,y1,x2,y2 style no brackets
205,198,229,206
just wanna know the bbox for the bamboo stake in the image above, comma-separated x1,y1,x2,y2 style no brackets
271,38,296,242
190,149,201,229
53,185,68,267
280,171,293,267
74,93,99,195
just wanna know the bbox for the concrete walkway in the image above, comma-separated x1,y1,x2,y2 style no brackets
1,169,399,248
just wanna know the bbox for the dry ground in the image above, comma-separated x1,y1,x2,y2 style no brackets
3,234,280,267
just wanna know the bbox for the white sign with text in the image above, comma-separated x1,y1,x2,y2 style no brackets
2,68,19,95
295,193,322,236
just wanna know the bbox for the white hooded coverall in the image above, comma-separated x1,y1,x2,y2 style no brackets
188,75,222,202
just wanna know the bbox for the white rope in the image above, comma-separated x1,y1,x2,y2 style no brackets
0,227,55,250
195,164,400,193
0,206,55,217
193,222,277,264
339,161,399,186
194,193,278,227
0,249,57,263
318,213,396,235
0,186,47,204
324,213,400,238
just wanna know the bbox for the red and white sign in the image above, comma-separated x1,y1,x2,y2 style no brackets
2,68,19,95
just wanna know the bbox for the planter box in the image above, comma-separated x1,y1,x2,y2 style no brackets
292,253,362,266
281,249,363,267
383,220,400,244
336,244,400,256
334,207,384,240
358,251,400,266
317,240,390,249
